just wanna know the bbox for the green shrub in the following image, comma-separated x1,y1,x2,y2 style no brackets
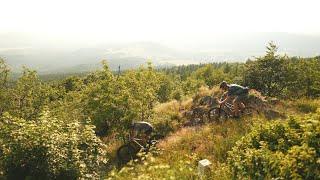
296,101,318,113
107,152,198,179
0,111,107,179
228,112,320,179
151,115,179,136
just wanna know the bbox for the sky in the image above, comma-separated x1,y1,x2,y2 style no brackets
1,0,320,44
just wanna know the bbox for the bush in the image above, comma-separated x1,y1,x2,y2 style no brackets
228,112,320,179
296,101,318,113
0,111,107,179
243,42,290,97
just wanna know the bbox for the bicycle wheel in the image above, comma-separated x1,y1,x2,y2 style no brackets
117,143,140,163
208,107,228,122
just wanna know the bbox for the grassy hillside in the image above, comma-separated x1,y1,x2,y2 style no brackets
0,45,319,179
105,88,320,179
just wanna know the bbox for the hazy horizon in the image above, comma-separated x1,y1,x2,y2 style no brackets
1,0,320,73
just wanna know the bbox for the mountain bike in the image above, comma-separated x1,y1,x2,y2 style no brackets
208,101,256,122
117,133,164,163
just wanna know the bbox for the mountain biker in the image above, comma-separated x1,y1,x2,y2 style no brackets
219,81,249,118
130,121,154,145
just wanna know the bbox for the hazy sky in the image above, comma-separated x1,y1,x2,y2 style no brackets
1,0,319,44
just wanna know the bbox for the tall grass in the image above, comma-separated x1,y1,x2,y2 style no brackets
295,99,319,113
106,116,261,179
104,89,320,179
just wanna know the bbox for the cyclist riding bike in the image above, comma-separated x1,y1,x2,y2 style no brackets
117,121,162,163
219,81,249,118
130,121,154,145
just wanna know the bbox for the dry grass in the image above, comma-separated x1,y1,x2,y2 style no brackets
104,86,320,179
106,115,259,179
158,117,256,162
158,127,193,149
154,100,180,114
180,97,193,111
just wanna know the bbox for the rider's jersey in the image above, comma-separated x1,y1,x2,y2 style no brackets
132,122,153,134
227,84,249,96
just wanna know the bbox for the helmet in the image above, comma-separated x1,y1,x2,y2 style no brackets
219,81,228,89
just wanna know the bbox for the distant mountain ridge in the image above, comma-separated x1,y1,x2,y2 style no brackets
0,32,319,74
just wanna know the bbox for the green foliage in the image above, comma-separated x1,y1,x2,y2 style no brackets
81,62,166,135
192,64,232,88
0,59,10,116
81,63,124,135
108,154,197,180
287,57,320,98
295,100,318,113
228,112,320,179
0,58,10,88
0,111,107,179
1,48,320,179
182,77,205,96
120,64,161,122
9,68,51,120
62,76,83,93
244,42,290,97
243,43,320,98
161,62,244,95
107,116,256,179
152,116,177,135
156,74,182,102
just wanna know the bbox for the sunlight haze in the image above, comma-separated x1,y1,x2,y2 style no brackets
1,0,319,42
0,0,319,73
